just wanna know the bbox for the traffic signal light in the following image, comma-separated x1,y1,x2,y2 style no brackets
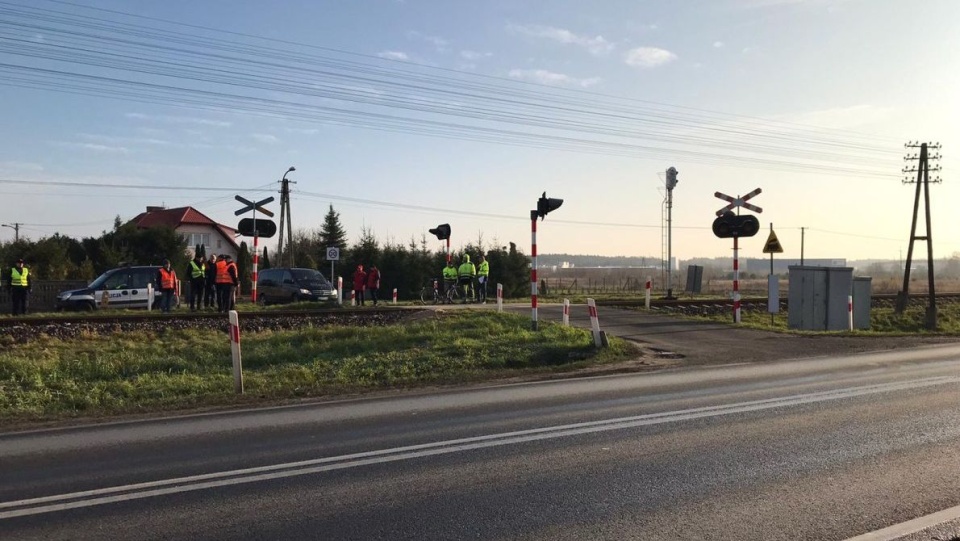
536,192,563,220
429,223,451,240
665,167,679,190
712,211,760,238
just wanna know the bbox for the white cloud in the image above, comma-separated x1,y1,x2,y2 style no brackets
407,31,449,52
508,69,602,88
55,141,130,153
285,127,321,135
251,134,280,144
507,23,615,56
713,41,724,48
377,50,410,61
623,47,678,68
125,112,232,127
460,50,492,61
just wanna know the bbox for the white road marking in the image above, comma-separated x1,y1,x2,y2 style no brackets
845,503,960,540
2,376,957,520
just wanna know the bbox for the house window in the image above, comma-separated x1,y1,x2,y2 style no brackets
217,240,222,249
184,233,211,248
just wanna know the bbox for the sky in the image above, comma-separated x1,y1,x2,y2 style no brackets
0,0,958,263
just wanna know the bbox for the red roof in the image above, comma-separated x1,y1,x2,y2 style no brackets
129,206,239,250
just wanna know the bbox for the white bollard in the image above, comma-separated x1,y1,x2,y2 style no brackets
392,288,398,304
351,290,356,307
228,310,243,394
848,295,854,331
645,277,651,309
496,283,503,313
147,283,154,311
337,276,343,305
562,299,570,326
587,298,602,347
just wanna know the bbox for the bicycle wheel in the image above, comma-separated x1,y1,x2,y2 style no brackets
421,285,440,305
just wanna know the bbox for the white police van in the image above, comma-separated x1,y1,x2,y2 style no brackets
56,265,175,311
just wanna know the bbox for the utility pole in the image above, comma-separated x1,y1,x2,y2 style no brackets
275,166,296,267
1,222,22,242
800,227,805,265
664,167,679,299
895,141,941,330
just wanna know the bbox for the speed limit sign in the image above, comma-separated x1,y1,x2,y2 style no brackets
326,247,340,261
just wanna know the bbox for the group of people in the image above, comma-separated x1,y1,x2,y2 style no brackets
156,253,240,313
443,254,490,303
351,264,382,306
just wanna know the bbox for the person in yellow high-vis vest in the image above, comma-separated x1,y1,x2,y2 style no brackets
8,258,31,315
186,254,206,311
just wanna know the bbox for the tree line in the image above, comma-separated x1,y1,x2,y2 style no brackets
1,206,534,300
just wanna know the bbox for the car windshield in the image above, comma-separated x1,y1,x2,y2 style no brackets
291,269,328,287
87,270,117,289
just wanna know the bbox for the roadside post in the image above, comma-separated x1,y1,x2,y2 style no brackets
146,283,153,311
228,310,243,394
712,188,763,323
562,299,570,326
234,195,276,304
337,276,343,305
497,283,503,313
587,298,604,347
351,290,355,306
763,224,784,325
392,288,397,304
848,295,854,331
645,277,652,309
326,247,339,291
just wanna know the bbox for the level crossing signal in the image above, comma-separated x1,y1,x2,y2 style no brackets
536,192,563,219
429,223,451,240
712,211,760,238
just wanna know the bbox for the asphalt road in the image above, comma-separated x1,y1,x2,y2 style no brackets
3,339,960,540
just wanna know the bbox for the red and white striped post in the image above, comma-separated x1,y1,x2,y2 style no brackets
351,289,356,307
496,283,503,313
531,211,539,331
228,310,243,394
733,236,741,323
392,288,398,304
337,276,343,305
251,232,259,303
562,298,570,326
645,276,652,309
587,298,602,347
848,295,854,330
446,238,451,265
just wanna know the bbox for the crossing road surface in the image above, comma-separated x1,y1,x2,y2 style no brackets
3,341,960,540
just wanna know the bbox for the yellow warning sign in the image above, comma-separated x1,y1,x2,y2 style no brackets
762,230,784,254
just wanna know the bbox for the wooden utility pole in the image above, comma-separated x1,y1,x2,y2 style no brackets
275,167,296,267
895,142,941,330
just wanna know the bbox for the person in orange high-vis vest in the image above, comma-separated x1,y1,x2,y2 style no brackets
156,259,177,313
214,255,230,312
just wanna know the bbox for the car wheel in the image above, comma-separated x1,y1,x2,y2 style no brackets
257,294,268,307
82,301,95,312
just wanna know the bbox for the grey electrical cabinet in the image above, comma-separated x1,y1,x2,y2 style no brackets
787,266,855,331
852,277,872,330
685,265,703,294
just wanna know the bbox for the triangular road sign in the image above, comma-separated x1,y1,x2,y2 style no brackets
762,230,784,254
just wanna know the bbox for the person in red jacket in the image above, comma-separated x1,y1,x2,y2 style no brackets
352,265,367,306
366,265,381,306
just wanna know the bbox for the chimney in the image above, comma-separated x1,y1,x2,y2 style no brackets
146,206,165,212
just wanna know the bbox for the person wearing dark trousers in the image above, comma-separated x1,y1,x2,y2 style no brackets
366,265,381,306
204,254,218,310
476,255,490,304
187,254,206,311
352,265,367,306
215,255,238,312
157,259,178,313
8,258,31,315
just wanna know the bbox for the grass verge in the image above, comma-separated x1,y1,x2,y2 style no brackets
0,311,637,425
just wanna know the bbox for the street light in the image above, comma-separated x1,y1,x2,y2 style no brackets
278,166,296,266
2,223,20,242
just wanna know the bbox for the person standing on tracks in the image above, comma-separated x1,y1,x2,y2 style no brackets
215,254,235,312
187,253,206,312
8,258,31,315
157,259,178,313
442,260,458,302
366,265,381,306
352,264,367,306
204,254,217,310
458,255,477,303
476,254,490,304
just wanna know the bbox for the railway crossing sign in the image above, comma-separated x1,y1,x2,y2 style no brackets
234,195,275,217
715,188,762,216
762,230,784,254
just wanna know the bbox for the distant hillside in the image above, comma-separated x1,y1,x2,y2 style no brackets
538,254,660,267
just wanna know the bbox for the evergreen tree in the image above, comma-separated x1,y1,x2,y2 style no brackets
262,246,271,269
237,241,251,294
319,205,348,252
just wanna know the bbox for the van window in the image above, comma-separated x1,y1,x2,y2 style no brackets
102,271,131,290
280,270,294,284
130,269,153,288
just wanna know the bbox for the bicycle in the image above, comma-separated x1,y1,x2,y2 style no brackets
421,279,462,304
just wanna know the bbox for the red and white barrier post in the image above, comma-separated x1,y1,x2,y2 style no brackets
848,295,854,331
251,232,259,303
228,310,243,394
733,236,741,323
587,298,603,347
350,289,356,307
337,276,343,305
531,211,539,331
146,283,153,311
562,298,570,326
392,288,398,304
645,276,652,309
497,283,503,313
